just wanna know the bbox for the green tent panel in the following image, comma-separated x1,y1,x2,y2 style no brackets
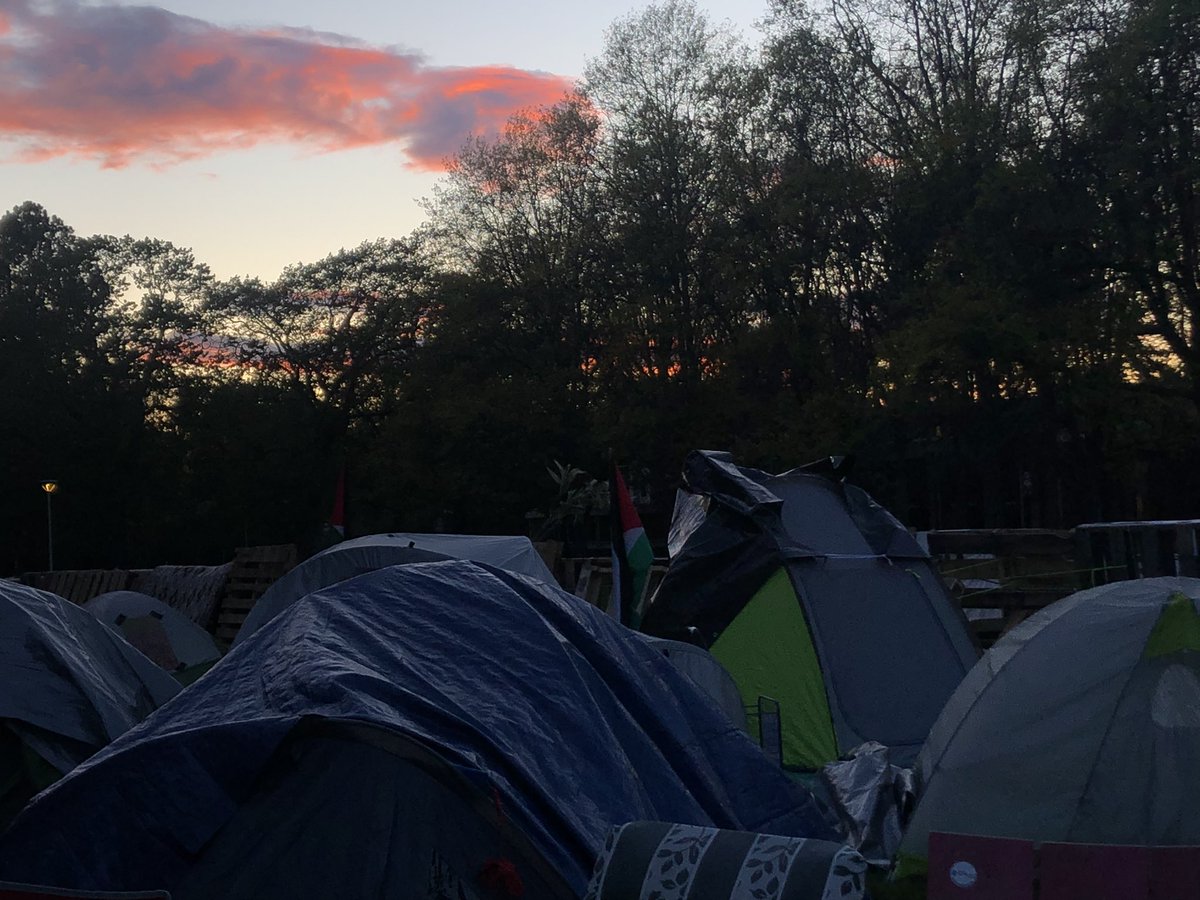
1145,591,1200,659
711,568,836,770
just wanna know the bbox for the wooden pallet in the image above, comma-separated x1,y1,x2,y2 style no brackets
570,557,669,616
23,569,133,605
214,545,297,647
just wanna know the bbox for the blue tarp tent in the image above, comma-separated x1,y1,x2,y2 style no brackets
0,581,180,828
0,561,834,898
234,532,560,646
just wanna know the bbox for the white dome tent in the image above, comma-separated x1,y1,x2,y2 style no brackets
234,533,558,645
902,576,1200,859
86,590,222,675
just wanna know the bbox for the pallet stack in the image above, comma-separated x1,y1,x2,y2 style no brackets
213,544,297,647
23,569,133,604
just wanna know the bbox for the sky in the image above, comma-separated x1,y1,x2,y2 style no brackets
1,0,769,280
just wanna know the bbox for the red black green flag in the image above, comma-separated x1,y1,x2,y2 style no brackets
609,464,653,627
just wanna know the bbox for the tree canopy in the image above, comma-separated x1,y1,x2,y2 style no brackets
3,0,1198,573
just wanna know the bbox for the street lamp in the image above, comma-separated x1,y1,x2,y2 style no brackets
40,480,58,571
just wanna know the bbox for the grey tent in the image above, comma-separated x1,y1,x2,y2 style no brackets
234,533,558,645
901,576,1200,859
640,637,749,732
642,451,977,771
0,581,180,826
85,591,221,676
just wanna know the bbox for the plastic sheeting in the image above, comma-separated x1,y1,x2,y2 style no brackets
902,577,1200,857
234,532,558,645
0,582,180,774
85,592,222,672
0,561,835,896
820,742,915,865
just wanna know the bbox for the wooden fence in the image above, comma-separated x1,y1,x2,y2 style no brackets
21,523,1200,651
928,521,1200,645
20,545,297,647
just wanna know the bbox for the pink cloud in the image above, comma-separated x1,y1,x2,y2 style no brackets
0,0,573,169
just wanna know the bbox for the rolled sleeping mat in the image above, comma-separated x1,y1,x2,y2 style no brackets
583,821,867,900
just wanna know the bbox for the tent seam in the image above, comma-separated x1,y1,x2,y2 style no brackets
1063,614,1180,840
784,567,840,764
914,592,1090,804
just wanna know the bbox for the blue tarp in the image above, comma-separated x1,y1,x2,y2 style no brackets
0,561,834,894
0,581,180,773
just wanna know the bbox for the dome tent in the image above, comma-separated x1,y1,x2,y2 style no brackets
642,450,977,771
85,591,221,677
0,581,180,827
233,532,557,645
901,576,1200,859
639,636,750,731
0,561,835,898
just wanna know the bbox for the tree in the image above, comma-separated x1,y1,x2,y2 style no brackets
0,202,112,377
205,238,432,430
1079,0,1200,401
93,235,214,419
734,2,888,398
583,0,745,391
422,92,606,387
0,202,142,570
356,271,593,534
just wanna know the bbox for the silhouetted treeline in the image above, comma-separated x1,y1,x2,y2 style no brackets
3,0,1198,573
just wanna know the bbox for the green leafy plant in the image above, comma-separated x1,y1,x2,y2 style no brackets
535,461,607,540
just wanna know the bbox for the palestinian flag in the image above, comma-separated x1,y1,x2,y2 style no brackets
610,464,653,627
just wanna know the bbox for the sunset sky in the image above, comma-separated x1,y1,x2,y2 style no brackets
2,0,765,280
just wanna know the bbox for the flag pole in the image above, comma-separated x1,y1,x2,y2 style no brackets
41,480,58,571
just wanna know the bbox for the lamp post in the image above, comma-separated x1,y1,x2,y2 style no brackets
40,480,58,571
